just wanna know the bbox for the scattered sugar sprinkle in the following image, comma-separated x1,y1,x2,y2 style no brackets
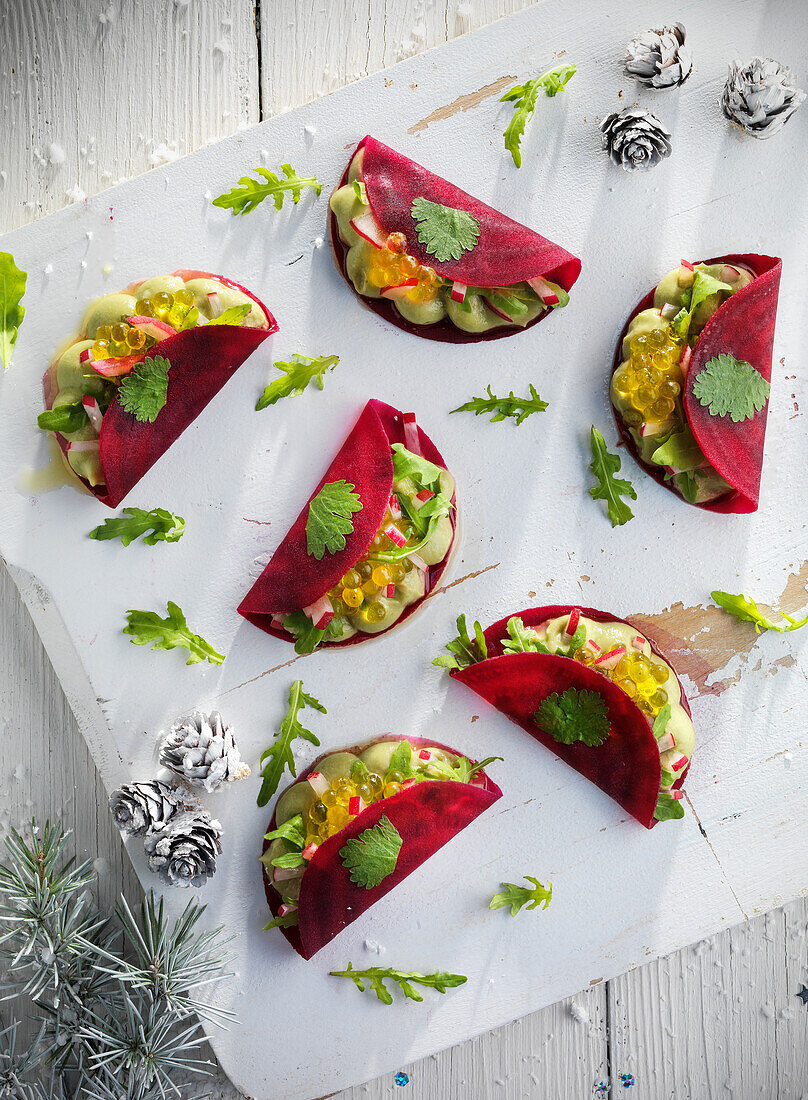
313,237,324,249
149,142,180,167
43,264,53,276
65,185,87,204
570,1002,590,1025
363,938,385,954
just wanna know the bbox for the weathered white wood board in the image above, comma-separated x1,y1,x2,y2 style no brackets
1,2,808,1100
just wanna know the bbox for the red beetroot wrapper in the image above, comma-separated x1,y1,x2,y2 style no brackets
42,270,277,508
330,135,581,344
611,254,781,514
238,398,457,646
451,606,692,830
262,736,502,959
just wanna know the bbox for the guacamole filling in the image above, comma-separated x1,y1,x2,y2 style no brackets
507,611,694,821
39,273,268,489
329,148,568,334
262,737,492,926
610,261,754,504
276,446,455,653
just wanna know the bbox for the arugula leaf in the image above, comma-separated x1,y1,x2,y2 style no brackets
410,197,480,263
390,444,444,492
676,471,701,504
352,179,367,203
256,353,339,410
271,851,305,869
89,507,185,547
450,384,548,425
489,875,553,916
651,428,705,472
692,354,770,423
652,704,672,740
37,402,88,434
305,480,363,560
534,688,611,747
422,753,503,784
329,963,467,1005
0,252,27,370
123,602,224,666
340,816,403,890
673,270,733,341
433,613,488,669
281,610,344,655
263,814,306,850
589,426,637,527
204,304,252,327
118,354,170,423
263,911,299,931
500,64,577,167
257,681,325,808
501,616,552,655
711,591,808,635
654,792,685,822
212,164,322,216
351,759,371,785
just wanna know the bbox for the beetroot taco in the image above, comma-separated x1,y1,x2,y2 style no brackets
261,735,502,959
39,269,277,508
436,605,694,828
238,399,457,652
610,254,781,512
328,136,581,343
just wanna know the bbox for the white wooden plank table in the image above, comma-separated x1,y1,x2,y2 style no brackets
1,2,806,1097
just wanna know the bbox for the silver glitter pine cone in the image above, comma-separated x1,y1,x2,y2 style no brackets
144,809,222,888
601,106,672,172
160,710,250,793
625,23,692,88
721,57,805,139
109,780,182,837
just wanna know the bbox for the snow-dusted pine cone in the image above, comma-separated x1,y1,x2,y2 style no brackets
625,23,692,88
144,810,222,888
721,57,805,139
109,780,182,837
160,710,250,793
601,107,672,172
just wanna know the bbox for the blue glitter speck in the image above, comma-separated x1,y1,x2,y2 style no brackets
594,1085,610,1096
395,1072,409,1087
620,1074,635,1089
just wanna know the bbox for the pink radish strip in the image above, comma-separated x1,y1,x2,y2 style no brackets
402,778,417,789
271,614,286,630
450,281,467,303
125,315,175,341
670,789,684,801
632,635,646,650
680,259,695,271
278,903,298,917
418,749,431,761
385,524,407,548
659,302,679,320
565,608,581,636
273,865,302,883
384,583,396,598
594,645,627,670
350,211,387,248
669,753,689,772
304,595,334,630
301,843,319,861
348,796,366,815
721,265,740,283
527,275,560,304
380,279,418,301
657,732,676,753
82,396,104,433
586,639,602,654
307,773,329,797
388,494,402,520
207,291,224,318
403,411,421,454
66,440,100,452
680,344,692,373
408,550,428,571
641,421,669,437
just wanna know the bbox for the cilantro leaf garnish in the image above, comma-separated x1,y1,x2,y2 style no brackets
212,164,322,216
433,613,488,670
692,354,770,423
257,681,326,808
450,384,548,425
329,963,467,1005
305,480,363,560
37,402,88,434
654,792,685,822
410,197,480,263
118,354,170,423
489,875,553,916
0,251,26,370
500,64,577,168
589,426,637,527
204,304,252,327
256,353,339,411
339,816,403,890
123,601,224,666
534,688,611,747
89,507,185,547
652,703,672,740
711,590,808,635
501,616,552,655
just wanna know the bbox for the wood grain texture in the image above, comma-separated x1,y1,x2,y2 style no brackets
2,1,807,1097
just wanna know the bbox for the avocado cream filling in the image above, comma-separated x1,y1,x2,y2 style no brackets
329,148,567,333
610,262,754,504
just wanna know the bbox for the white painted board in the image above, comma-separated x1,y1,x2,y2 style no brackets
1,2,807,1098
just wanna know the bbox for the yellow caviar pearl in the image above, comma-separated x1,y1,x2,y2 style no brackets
92,339,110,359
660,379,681,399
624,409,643,428
357,561,373,580
126,328,147,350
389,562,406,583
649,690,668,711
342,587,363,609
173,287,194,308
361,578,380,597
614,656,631,679
328,805,350,827
652,397,676,419
400,254,419,277
355,782,372,802
322,790,338,808
134,299,153,317
330,597,346,616
309,801,328,824
341,569,362,589
371,565,390,587
365,601,386,623
108,340,128,358
646,329,667,351
386,232,407,254
367,772,384,797
383,782,402,798
334,777,354,795
96,324,113,341
651,662,669,684
367,265,390,289
152,292,173,318
111,323,129,344
616,677,636,699
613,370,633,400
168,303,188,328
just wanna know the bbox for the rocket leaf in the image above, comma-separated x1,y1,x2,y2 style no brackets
257,681,325,808
0,252,26,369
589,426,637,526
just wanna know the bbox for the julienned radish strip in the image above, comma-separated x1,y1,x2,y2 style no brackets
125,315,174,341
384,524,407,548
594,645,627,670
307,772,329,797
278,903,298,917
303,595,335,630
349,211,386,249
451,281,467,303
679,344,692,373
82,395,104,433
388,493,402,520
402,412,421,455
565,608,581,636
384,583,396,598
408,550,428,571
273,865,301,883
657,732,676,753
527,275,560,305
482,297,514,324
66,439,100,452
381,279,418,301
632,635,646,649
414,489,434,508
669,752,689,772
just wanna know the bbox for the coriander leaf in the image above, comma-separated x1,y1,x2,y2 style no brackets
212,164,322,216
204,304,252,327
711,590,808,635
489,875,553,916
257,681,325,808
652,704,672,740
654,792,685,822
263,814,306,850
263,911,299,931
410,197,480,263
89,507,185,547
500,64,577,167
501,616,552,655
340,816,403,890
388,740,414,779
118,354,170,423
0,251,27,370
589,426,637,527
534,687,611,747
692,354,770,423
329,962,467,1005
433,613,488,670
256,353,339,410
305,480,363,560
450,384,548,425
37,402,88,434
123,601,224,666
